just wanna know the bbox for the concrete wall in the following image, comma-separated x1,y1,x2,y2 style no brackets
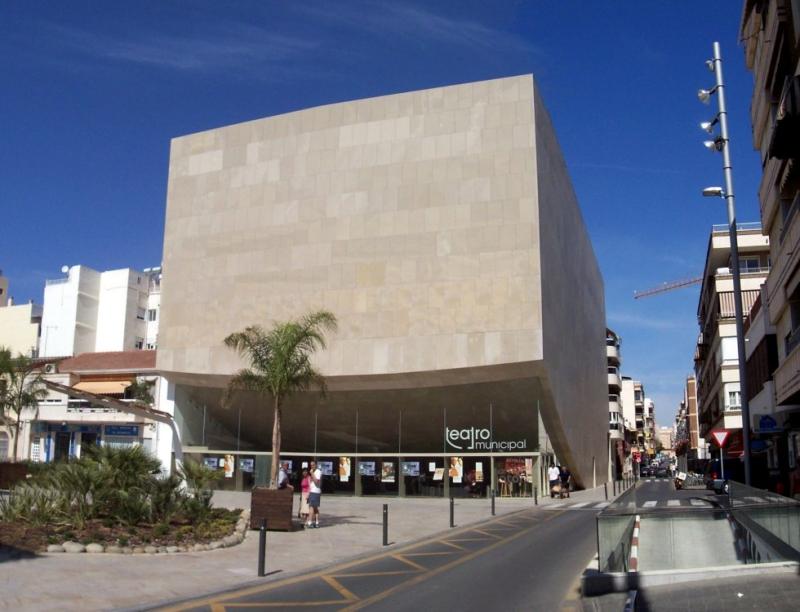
0,302,40,357
532,83,608,487
159,75,545,379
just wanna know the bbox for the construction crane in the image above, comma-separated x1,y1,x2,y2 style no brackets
633,276,703,299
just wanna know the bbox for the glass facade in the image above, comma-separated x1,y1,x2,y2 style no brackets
174,377,542,496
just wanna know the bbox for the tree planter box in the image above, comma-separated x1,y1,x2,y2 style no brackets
250,486,294,531
0,463,29,490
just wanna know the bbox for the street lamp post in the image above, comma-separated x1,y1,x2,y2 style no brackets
698,41,752,486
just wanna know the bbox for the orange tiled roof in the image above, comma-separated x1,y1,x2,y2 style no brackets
57,350,156,373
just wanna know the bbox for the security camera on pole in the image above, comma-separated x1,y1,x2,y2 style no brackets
698,41,752,486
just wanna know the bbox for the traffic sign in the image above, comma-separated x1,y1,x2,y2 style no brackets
711,430,730,448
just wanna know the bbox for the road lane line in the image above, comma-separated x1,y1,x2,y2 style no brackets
391,554,428,572
341,510,565,611
642,501,657,508
569,502,589,508
321,575,360,602
667,500,681,507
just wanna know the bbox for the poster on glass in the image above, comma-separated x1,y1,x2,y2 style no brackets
358,461,376,476
339,457,351,482
401,461,420,476
319,461,334,476
449,457,463,483
239,458,254,473
381,462,396,483
223,454,235,478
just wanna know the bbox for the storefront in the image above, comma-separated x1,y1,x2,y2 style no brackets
173,376,544,497
30,422,147,462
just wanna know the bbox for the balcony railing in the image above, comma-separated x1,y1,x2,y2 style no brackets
711,222,762,232
45,277,69,286
786,327,800,357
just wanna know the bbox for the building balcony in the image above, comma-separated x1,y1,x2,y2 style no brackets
606,343,619,363
607,372,621,389
774,341,800,405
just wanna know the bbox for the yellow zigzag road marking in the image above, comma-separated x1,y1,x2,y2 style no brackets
321,575,359,602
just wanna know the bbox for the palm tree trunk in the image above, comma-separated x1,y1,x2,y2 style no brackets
269,396,282,488
11,420,20,463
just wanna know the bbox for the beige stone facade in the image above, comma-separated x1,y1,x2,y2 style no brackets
158,75,607,488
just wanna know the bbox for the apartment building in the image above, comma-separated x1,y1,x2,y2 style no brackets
607,329,635,478
695,224,770,454
741,0,800,495
0,270,41,357
9,351,174,471
39,265,161,358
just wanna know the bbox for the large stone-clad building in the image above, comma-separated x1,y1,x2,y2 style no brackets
157,75,607,494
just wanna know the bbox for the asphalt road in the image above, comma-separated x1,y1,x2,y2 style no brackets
159,505,599,612
367,507,596,611
625,478,722,508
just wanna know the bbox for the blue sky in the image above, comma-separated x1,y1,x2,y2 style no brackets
0,2,760,427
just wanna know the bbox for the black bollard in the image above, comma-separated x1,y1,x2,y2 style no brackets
449,496,455,528
382,504,389,546
257,518,267,577
534,485,538,505
604,482,608,501
491,489,496,516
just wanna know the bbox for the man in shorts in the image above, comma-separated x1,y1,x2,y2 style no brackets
306,460,322,528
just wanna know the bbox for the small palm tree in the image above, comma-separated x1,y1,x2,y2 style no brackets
224,311,337,488
0,347,48,462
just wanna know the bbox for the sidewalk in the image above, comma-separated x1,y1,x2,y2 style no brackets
0,485,609,611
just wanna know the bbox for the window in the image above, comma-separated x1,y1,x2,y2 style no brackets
721,337,738,362
726,385,741,410
147,309,158,322
739,257,761,273
607,367,618,375
136,307,146,320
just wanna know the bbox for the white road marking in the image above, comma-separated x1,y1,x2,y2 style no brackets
689,499,707,506
642,501,657,508
569,502,590,508
667,500,681,507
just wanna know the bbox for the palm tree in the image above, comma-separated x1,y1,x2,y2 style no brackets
0,347,48,462
223,311,337,488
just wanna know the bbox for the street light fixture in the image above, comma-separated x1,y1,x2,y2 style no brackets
702,186,725,198
698,41,753,486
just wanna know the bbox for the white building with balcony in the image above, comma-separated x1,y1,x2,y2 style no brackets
40,265,161,358
695,223,770,453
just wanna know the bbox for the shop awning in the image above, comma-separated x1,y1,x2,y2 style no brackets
719,290,760,318
73,380,131,395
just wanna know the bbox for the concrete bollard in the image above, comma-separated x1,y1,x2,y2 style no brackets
449,496,455,528
604,482,608,500
382,504,389,546
257,518,267,577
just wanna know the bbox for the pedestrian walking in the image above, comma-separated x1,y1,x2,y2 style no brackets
306,460,322,529
277,461,293,491
548,464,561,498
559,465,571,499
299,468,311,521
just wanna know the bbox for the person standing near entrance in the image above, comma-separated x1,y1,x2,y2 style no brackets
548,464,561,498
306,460,322,529
559,465,571,498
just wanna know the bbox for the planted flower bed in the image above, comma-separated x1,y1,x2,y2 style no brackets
0,446,244,554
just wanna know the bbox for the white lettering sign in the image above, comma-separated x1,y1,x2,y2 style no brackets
444,427,527,451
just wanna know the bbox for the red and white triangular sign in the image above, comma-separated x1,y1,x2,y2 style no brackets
711,430,730,447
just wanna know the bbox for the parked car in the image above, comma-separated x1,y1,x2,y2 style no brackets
655,467,668,478
639,467,651,477
703,458,745,494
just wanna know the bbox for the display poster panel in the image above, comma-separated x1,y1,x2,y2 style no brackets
475,461,484,483
358,461,376,476
239,458,254,473
339,457,352,482
203,458,219,470
319,461,334,476
401,461,420,476
428,461,437,472
449,457,463,483
433,468,445,481
223,454,235,478
381,462,396,483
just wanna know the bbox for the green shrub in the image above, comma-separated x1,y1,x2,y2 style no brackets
153,523,169,538
117,536,129,547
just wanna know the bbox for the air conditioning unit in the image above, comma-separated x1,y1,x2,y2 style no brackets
44,363,58,374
